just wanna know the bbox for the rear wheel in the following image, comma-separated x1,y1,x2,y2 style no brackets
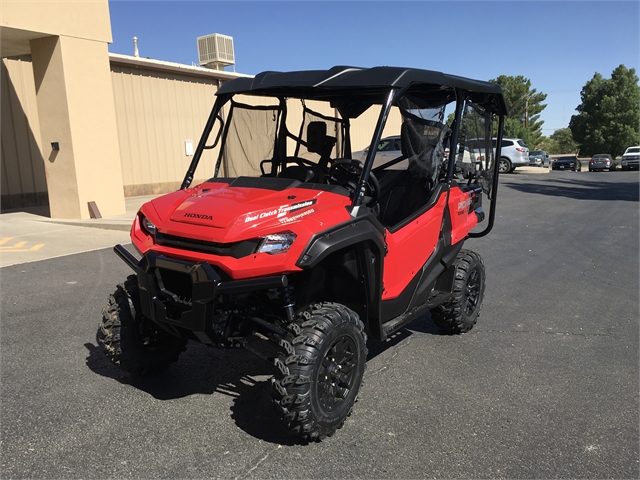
271,302,367,441
431,250,485,334
98,275,187,376
498,157,512,174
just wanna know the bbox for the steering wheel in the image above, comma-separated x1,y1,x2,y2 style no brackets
328,159,380,206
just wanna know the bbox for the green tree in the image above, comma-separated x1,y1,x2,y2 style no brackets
490,75,547,148
549,128,579,154
569,65,640,157
536,135,558,154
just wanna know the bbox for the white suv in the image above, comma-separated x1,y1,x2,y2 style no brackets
495,138,529,173
621,146,640,171
465,137,529,173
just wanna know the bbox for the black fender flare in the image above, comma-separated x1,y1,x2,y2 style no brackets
296,213,386,269
296,213,387,339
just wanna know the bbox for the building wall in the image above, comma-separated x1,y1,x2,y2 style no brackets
1,0,126,219
1,55,402,208
1,0,112,57
1,0,112,46
110,62,222,196
1,56,47,209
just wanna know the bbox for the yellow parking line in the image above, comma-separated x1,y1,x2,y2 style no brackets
0,237,13,246
0,241,27,249
0,242,45,252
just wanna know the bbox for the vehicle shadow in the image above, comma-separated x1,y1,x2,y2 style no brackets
84,312,442,444
501,177,639,202
85,339,302,444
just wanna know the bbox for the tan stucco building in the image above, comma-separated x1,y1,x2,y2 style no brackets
2,1,398,220
1,0,245,219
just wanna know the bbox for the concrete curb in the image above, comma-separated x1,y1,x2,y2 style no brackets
513,166,550,174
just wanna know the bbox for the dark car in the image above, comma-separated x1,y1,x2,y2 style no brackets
588,154,615,172
552,156,582,171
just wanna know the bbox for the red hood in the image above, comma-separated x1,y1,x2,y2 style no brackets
144,181,351,243
169,183,270,229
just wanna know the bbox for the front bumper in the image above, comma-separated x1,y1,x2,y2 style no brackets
621,157,640,169
114,245,288,344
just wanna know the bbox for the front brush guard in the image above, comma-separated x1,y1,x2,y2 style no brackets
113,245,288,344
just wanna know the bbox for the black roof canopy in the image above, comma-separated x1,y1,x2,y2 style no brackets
217,66,508,115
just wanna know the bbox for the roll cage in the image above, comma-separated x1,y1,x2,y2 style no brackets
181,65,508,237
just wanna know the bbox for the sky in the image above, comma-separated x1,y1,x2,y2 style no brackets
107,1,640,136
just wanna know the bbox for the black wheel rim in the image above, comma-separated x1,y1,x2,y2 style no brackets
464,267,482,316
317,335,358,412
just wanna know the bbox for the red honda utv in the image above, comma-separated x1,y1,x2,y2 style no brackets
99,66,508,441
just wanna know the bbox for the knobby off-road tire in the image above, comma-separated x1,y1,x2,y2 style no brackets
431,250,485,334
98,274,187,376
271,302,368,441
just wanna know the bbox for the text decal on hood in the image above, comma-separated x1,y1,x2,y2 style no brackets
184,212,214,221
278,200,316,217
244,199,317,224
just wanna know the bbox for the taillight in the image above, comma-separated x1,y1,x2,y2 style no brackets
516,147,524,152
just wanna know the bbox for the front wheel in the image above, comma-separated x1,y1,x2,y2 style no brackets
498,157,512,174
98,275,187,376
431,250,485,334
272,302,367,441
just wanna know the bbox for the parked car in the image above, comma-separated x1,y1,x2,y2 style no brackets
621,146,640,171
353,136,407,169
495,138,529,173
552,155,582,171
529,149,549,167
466,137,529,173
588,154,615,172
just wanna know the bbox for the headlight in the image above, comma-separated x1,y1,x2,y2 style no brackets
141,215,157,236
257,232,296,255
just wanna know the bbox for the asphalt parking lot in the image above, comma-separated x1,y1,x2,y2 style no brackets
1,168,638,478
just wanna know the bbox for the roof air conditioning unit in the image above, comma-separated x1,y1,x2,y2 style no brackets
197,33,235,70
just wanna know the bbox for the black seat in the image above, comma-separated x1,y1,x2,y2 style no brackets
378,121,447,227
277,122,334,183
279,164,318,182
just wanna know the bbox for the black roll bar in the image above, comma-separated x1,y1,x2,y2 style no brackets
353,89,396,210
180,95,228,190
469,110,505,238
